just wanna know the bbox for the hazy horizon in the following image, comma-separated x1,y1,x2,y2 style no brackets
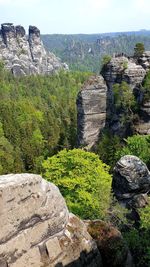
0,0,149,34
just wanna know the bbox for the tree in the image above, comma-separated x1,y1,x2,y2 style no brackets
113,81,136,112
115,135,150,168
134,43,145,58
42,149,112,219
102,54,112,66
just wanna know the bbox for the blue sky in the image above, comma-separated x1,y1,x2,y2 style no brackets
0,0,149,34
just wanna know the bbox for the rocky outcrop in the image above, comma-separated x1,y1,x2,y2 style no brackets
101,56,146,90
0,23,68,76
86,220,134,267
112,155,150,209
138,51,150,70
76,54,150,147
77,75,107,148
0,173,102,267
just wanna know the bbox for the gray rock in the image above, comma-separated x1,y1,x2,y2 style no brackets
138,51,150,71
76,55,148,148
0,173,102,267
102,56,146,90
77,75,107,149
0,23,68,76
113,155,150,208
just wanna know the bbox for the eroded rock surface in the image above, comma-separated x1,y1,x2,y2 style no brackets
76,54,150,147
0,23,68,76
77,75,107,148
0,173,102,267
112,155,150,209
86,220,134,267
101,56,146,90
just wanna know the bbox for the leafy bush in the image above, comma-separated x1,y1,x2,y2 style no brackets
97,131,122,170
134,42,145,58
102,55,112,66
113,82,136,111
143,70,150,102
115,135,150,168
42,148,112,219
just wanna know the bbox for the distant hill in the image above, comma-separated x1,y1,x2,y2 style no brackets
41,31,150,73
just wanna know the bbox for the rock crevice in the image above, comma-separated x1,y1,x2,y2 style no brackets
0,173,102,267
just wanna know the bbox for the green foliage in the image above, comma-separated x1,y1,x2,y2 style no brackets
97,131,122,170
42,149,112,220
143,70,150,102
0,122,14,174
139,199,150,229
102,55,112,66
113,82,136,111
0,69,91,174
122,60,128,69
116,135,150,168
134,42,145,57
124,228,150,267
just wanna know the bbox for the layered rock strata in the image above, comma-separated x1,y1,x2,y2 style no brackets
77,55,150,148
0,23,68,76
101,56,146,90
0,173,102,267
77,75,107,148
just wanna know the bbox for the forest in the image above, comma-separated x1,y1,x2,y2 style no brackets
42,31,150,72
0,63,91,174
0,58,150,266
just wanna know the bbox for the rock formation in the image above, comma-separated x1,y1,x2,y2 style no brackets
112,155,150,209
85,220,134,267
0,23,68,76
77,54,150,148
77,75,107,148
138,51,150,70
101,56,146,90
0,173,102,267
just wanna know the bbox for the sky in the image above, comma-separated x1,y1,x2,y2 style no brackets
0,0,149,34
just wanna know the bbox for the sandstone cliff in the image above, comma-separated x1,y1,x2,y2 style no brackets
0,23,68,76
0,173,101,267
77,54,150,148
77,76,107,148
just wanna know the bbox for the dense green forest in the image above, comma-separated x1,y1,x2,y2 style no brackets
0,64,91,174
42,31,150,72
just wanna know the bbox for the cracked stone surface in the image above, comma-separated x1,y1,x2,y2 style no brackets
0,173,102,267
77,75,107,148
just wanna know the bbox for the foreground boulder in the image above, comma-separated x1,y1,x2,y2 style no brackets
0,23,68,76
112,155,150,209
0,174,102,267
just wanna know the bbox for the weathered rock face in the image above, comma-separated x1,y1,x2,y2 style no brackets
77,75,107,148
102,56,146,90
86,220,134,267
138,51,150,71
0,173,102,267
76,54,150,147
112,155,150,209
0,23,68,76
